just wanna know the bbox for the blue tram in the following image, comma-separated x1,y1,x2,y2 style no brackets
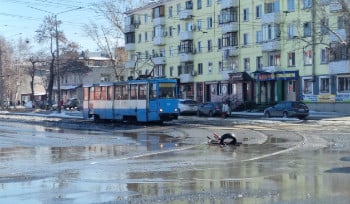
83,78,179,122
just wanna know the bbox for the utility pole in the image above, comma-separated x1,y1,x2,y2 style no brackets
55,14,61,113
0,46,3,110
311,0,316,82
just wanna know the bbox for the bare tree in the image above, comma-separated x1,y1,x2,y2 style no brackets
84,0,143,81
36,15,67,107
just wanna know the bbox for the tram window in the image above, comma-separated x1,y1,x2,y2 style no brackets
107,86,113,100
84,88,89,101
101,86,107,100
159,83,176,98
95,86,102,100
122,85,128,99
130,84,137,99
89,87,95,100
115,85,122,99
149,83,157,99
138,84,147,99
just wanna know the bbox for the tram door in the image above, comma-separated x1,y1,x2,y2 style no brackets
147,83,159,121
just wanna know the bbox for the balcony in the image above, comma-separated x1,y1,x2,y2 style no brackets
261,65,281,73
152,56,166,65
262,40,281,52
329,60,350,74
153,36,166,46
222,46,239,57
179,73,194,83
221,21,238,33
221,0,238,9
179,9,193,20
152,17,165,26
179,52,194,62
330,2,342,12
125,60,136,69
179,31,194,41
221,69,234,80
125,43,135,51
262,12,281,24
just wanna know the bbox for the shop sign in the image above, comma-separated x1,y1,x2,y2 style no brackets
255,71,299,81
318,94,336,103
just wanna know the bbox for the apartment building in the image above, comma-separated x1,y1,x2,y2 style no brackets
125,0,350,112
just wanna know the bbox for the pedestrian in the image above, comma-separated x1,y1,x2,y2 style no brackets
222,101,230,118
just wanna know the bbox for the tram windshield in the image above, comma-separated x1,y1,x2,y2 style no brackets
159,83,176,99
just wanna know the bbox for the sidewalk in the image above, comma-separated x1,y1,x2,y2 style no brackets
230,110,350,119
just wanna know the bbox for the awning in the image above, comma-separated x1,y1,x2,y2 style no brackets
53,85,81,90
229,72,252,82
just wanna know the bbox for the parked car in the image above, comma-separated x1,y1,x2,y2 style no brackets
264,101,309,119
197,102,223,117
178,99,198,115
64,98,80,110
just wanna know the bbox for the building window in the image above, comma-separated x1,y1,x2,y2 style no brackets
243,33,249,45
256,5,262,18
303,78,313,94
218,61,223,71
145,32,148,41
152,5,165,18
321,48,329,63
320,18,329,34
288,23,297,39
176,4,181,15
170,66,174,77
169,6,173,17
207,17,213,29
268,53,280,66
138,33,142,42
244,58,250,71
338,76,350,93
169,26,173,37
303,22,312,37
177,24,181,35
198,63,203,75
256,56,263,70
303,0,312,9
185,0,193,9
207,0,212,7
243,8,249,21
222,32,238,47
304,50,313,65
169,46,174,56
256,30,263,43
338,16,345,29
320,77,330,93
208,40,212,52
208,62,212,73
265,1,280,13
287,0,295,11
198,41,202,53
288,52,295,67
218,38,222,49
197,19,202,30
197,0,202,9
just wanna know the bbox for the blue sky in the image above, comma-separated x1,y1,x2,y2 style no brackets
0,0,111,51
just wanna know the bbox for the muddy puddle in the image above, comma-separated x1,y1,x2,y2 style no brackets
0,121,350,203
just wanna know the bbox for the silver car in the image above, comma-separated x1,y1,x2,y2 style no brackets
264,101,309,119
178,99,198,115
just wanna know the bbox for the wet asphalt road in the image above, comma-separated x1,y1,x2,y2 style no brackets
0,114,350,204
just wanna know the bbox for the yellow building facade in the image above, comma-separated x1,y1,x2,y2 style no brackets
125,0,350,112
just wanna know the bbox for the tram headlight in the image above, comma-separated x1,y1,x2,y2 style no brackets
174,108,178,112
159,108,163,112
